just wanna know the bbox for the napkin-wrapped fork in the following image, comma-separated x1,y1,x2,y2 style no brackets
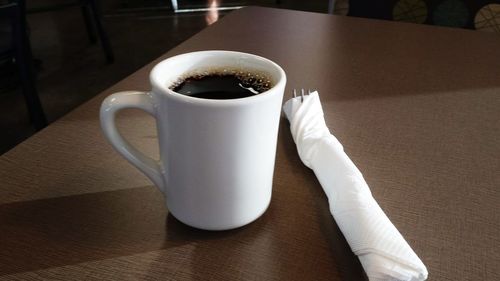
283,90,428,281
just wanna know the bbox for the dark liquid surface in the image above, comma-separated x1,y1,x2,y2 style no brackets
171,72,272,100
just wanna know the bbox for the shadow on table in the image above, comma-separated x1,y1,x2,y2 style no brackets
164,209,366,281
274,120,367,280
144,123,366,280
0,186,169,276
0,164,366,280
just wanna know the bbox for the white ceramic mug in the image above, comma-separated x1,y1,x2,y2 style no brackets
100,51,286,230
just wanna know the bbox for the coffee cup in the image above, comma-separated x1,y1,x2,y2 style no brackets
100,50,286,230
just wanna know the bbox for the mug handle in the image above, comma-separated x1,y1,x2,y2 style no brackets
100,91,165,193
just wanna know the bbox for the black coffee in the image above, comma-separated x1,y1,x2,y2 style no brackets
171,70,272,100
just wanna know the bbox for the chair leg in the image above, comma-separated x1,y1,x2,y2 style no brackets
15,53,48,130
86,0,114,63
81,4,97,44
328,0,336,14
12,2,48,130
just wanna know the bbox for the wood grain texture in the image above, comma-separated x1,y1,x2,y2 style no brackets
1,7,499,281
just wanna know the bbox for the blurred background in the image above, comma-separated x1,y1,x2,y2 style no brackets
1,0,499,154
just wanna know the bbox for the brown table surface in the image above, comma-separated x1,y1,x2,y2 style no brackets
1,6,499,281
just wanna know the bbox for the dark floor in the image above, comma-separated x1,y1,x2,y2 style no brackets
0,0,333,154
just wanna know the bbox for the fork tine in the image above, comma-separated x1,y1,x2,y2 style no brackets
301,89,305,102
293,89,297,98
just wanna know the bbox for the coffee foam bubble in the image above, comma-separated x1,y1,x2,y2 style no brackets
169,68,274,94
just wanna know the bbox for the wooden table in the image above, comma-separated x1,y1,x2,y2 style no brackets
1,7,499,281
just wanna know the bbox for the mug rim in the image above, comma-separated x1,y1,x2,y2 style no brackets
149,50,286,106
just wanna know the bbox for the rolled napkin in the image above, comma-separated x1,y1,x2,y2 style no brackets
283,91,428,281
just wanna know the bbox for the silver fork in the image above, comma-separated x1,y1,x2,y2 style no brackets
293,89,313,102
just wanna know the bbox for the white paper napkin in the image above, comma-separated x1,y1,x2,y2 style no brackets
283,91,428,281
